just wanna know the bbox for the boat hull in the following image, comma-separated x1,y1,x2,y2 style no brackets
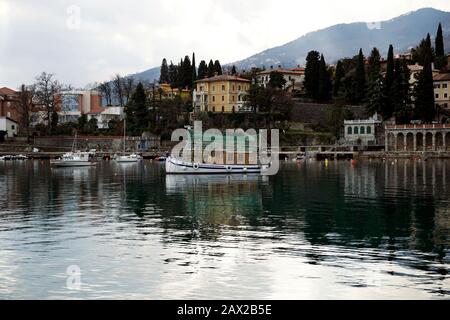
165,157,264,174
50,161,97,167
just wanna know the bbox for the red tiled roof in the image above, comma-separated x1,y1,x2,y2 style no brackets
0,87,17,95
433,72,450,82
196,75,250,83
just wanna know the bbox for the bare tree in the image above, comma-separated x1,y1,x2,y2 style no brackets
98,81,113,106
112,74,124,107
34,72,62,134
122,77,136,105
14,84,36,143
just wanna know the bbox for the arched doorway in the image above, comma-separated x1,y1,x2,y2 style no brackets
425,132,433,151
435,132,444,151
396,133,405,151
406,133,414,151
416,132,424,151
387,132,395,151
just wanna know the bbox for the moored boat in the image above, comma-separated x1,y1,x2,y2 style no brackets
114,153,143,163
165,156,269,174
50,152,97,167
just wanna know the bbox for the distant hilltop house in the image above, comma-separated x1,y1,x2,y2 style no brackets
193,74,251,113
256,67,305,92
344,113,384,147
149,83,190,101
56,90,124,129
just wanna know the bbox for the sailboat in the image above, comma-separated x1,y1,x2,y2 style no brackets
114,118,143,163
50,132,97,167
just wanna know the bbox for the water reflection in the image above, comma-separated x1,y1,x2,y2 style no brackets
0,159,448,299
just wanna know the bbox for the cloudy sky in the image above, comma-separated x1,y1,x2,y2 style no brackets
1,0,449,89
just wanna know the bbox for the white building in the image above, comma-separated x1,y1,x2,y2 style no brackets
344,113,383,146
0,117,18,138
256,67,305,91
88,106,124,129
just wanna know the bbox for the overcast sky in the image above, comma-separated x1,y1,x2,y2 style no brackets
1,0,449,89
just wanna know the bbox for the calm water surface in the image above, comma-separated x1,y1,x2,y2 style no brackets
0,159,449,299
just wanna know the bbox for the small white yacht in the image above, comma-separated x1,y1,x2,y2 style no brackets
114,119,143,163
50,151,97,167
114,153,143,163
50,132,97,167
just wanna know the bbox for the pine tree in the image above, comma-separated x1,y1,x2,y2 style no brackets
159,58,170,84
317,54,332,102
125,82,148,135
333,60,345,98
214,60,222,75
354,48,366,104
384,45,395,118
198,60,208,79
435,23,446,70
304,50,321,100
191,52,197,85
181,55,192,89
366,48,385,116
413,54,436,122
231,65,237,75
207,60,215,78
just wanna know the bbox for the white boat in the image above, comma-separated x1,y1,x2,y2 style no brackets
50,132,97,167
114,119,142,163
114,153,143,163
51,151,97,167
0,154,28,160
165,156,269,174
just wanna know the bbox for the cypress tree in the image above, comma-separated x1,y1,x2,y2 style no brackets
367,48,384,116
354,48,366,104
318,54,332,102
159,58,170,84
214,60,222,75
392,59,412,124
168,61,178,88
207,60,215,78
304,50,321,100
198,60,208,79
333,60,345,98
435,23,446,70
412,34,434,66
191,52,197,85
231,65,237,75
384,45,395,117
182,55,192,89
413,54,436,122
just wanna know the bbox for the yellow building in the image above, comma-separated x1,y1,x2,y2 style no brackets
434,73,450,111
193,75,250,113
151,83,191,101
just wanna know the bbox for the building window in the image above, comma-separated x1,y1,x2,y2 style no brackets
232,85,235,91
445,93,448,98
348,127,352,135
212,96,215,102
11,125,15,130
443,83,448,89
238,85,241,91
436,94,439,99
367,126,372,134
222,96,224,101
232,96,235,101
232,106,235,113
354,127,359,134
212,106,215,112
222,85,225,91
200,86,204,91
212,86,215,92
360,126,365,134
222,106,225,112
